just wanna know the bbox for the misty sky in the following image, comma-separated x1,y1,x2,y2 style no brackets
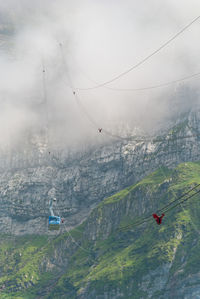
0,0,200,149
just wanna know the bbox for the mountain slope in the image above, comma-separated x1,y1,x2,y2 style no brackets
1,161,200,298
1,109,200,235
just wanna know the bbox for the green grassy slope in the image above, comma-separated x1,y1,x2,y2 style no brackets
1,161,200,298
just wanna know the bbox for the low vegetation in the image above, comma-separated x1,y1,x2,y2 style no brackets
1,162,200,298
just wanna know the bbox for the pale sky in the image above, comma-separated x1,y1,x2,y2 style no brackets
0,0,200,149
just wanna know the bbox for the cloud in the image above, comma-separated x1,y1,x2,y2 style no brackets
0,0,200,150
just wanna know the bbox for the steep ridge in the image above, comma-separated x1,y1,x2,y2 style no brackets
1,161,200,298
1,109,200,234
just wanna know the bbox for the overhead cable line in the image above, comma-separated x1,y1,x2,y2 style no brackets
59,43,99,131
73,14,200,90
67,53,200,92
53,218,97,260
119,187,200,231
59,44,200,143
159,166,200,235
159,167,200,235
42,60,62,160
66,227,95,256
118,184,200,231
59,42,144,141
164,187,200,212
42,60,49,130
100,71,200,92
41,59,51,154
156,183,200,214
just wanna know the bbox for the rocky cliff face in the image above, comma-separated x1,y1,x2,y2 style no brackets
0,109,200,234
1,161,200,298
45,162,200,299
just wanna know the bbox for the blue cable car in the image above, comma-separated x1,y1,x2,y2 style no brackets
48,216,61,230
